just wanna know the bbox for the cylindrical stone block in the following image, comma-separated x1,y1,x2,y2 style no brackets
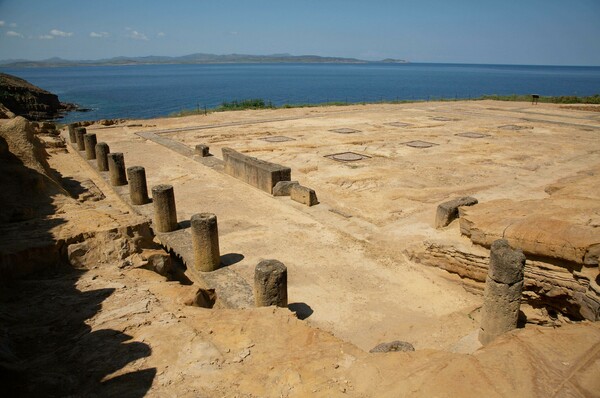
151,184,178,233
127,166,150,205
107,152,127,186
67,124,77,143
191,213,221,272
479,239,526,345
75,127,86,151
95,142,110,171
83,133,97,160
254,259,288,307
195,144,210,157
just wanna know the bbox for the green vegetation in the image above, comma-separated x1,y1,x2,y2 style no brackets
218,98,274,110
167,94,599,117
480,94,600,104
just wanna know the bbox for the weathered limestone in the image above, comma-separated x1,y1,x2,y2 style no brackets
127,166,150,205
273,180,299,197
67,124,77,143
254,259,288,307
190,213,221,272
195,144,210,157
222,147,291,194
83,133,97,160
95,142,110,171
152,184,178,233
435,196,478,228
290,184,319,206
479,239,526,345
108,152,127,186
369,341,415,353
75,127,86,151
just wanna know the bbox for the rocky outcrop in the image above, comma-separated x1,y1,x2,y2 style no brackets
410,240,600,321
0,73,77,121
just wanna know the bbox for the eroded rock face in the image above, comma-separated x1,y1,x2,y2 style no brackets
0,73,76,121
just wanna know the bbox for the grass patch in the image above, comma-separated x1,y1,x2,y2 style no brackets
168,94,600,117
480,94,600,104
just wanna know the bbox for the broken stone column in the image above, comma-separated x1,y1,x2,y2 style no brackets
127,166,150,205
195,144,210,157
435,196,478,228
479,239,526,345
75,127,86,151
151,184,178,232
67,124,77,143
83,133,97,160
191,213,221,272
254,259,288,307
95,142,110,171
108,152,127,186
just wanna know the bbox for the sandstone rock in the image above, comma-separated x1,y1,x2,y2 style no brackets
185,288,217,308
273,181,299,196
143,251,173,276
369,340,415,353
67,242,89,268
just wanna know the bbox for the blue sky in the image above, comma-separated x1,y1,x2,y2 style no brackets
1,0,599,65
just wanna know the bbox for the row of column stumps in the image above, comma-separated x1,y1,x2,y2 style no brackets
67,124,289,309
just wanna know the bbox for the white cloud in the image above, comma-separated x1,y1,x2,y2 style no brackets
127,30,148,40
90,31,109,38
157,32,165,37
39,34,54,40
0,21,5,27
6,30,23,38
50,29,73,37
230,31,238,36
9,22,17,28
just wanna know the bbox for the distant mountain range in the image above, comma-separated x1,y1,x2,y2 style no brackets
0,53,408,68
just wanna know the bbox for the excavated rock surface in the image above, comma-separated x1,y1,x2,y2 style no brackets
0,73,76,121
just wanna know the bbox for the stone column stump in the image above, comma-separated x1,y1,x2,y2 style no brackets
151,184,178,233
479,239,526,345
254,259,288,307
191,213,221,272
95,143,110,171
75,127,86,151
108,152,127,186
83,133,97,160
67,124,77,143
127,166,150,205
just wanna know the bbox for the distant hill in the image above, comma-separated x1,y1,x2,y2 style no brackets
0,53,409,68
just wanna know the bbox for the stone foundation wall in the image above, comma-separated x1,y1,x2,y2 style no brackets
222,147,291,194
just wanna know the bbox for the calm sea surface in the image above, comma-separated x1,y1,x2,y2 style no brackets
2,63,600,123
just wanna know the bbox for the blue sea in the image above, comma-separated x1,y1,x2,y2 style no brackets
2,63,600,123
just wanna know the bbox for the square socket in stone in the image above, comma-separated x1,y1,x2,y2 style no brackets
431,116,458,122
456,132,490,138
329,128,361,134
260,136,296,142
385,122,412,128
498,125,528,130
325,152,371,162
403,140,438,148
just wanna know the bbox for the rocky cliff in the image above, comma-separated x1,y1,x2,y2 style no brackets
0,73,76,121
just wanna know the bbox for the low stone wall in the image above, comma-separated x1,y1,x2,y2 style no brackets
222,147,291,194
